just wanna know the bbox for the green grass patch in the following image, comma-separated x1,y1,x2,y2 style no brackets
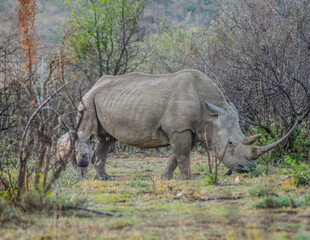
255,195,291,209
248,184,275,197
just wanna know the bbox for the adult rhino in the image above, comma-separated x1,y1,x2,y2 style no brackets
57,69,296,180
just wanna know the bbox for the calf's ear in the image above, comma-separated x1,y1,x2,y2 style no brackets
205,102,226,116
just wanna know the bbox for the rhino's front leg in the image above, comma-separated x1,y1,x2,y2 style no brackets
92,136,116,180
161,154,178,180
170,131,193,180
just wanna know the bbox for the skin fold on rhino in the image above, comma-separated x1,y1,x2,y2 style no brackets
57,69,297,180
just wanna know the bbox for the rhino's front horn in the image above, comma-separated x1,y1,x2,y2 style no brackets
250,123,297,159
242,134,261,145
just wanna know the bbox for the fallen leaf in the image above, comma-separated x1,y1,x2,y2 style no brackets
234,176,241,184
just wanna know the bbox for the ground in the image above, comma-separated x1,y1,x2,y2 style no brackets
1,152,310,239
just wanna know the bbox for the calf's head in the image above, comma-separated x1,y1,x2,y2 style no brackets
205,103,296,173
57,131,91,170
73,132,91,168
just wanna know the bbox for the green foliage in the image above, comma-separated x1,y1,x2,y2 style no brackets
203,173,217,185
64,0,144,77
287,122,310,161
252,122,310,185
283,156,310,186
252,123,283,165
253,122,310,163
249,164,267,177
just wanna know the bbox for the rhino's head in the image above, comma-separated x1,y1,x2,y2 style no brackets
205,103,296,173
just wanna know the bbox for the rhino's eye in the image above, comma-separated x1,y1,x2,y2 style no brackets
228,140,233,146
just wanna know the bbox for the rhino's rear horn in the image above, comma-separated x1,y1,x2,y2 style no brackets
250,123,297,159
242,134,261,145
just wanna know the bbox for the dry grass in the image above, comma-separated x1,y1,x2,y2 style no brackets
1,153,310,239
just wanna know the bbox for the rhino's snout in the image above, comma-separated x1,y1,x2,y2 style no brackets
78,153,89,167
234,162,257,173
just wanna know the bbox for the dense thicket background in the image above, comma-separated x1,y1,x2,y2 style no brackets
0,0,309,202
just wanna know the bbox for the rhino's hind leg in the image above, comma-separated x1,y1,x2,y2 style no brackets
92,136,116,180
161,154,178,180
170,130,193,180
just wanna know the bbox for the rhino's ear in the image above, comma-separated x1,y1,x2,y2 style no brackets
205,103,226,116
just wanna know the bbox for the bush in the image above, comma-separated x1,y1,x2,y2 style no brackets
250,164,267,178
204,174,218,185
282,156,310,186
255,196,291,209
0,197,20,223
255,194,310,209
20,188,87,214
20,188,56,213
251,122,310,186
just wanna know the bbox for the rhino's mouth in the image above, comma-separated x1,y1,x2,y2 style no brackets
77,153,90,167
234,162,257,173
234,165,249,173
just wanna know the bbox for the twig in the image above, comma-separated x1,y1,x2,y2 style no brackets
63,206,118,217
204,131,212,175
21,85,66,147
40,106,71,133
204,131,230,183
197,196,243,201
217,139,230,167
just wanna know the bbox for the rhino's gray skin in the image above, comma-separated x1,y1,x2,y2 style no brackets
59,69,296,180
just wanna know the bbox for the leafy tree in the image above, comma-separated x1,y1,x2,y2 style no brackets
64,0,145,80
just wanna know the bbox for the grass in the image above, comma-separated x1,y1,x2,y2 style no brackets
1,153,310,239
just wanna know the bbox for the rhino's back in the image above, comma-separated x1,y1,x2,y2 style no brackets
86,70,226,148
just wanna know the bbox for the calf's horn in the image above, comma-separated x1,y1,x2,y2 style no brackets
242,134,261,145
251,123,297,159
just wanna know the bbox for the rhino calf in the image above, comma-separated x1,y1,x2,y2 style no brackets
59,69,296,180
56,131,90,177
